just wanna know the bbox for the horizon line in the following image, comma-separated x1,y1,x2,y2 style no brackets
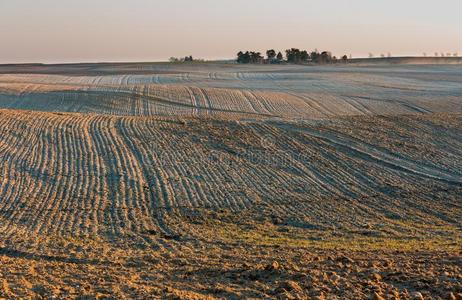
1,56,461,66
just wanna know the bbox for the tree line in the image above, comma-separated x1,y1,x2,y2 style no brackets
237,49,349,64
169,56,206,63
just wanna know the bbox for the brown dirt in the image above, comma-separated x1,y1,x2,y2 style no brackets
0,63,461,299
0,110,460,299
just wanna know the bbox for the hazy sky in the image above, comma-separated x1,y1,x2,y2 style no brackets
1,0,461,63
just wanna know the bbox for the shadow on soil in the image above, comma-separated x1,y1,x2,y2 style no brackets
0,247,111,266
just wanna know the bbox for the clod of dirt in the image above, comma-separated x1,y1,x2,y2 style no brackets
161,233,181,241
281,280,302,293
143,229,157,235
331,273,341,283
316,292,326,300
448,292,462,300
371,273,382,281
0,279,10,296
372,292,385,300
270,215,284,225
411,292,424,300
338,255,354,264
266,261,280,271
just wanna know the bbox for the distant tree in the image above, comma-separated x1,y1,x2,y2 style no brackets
380,54,385,58
237,51,251,64
243,51,251,63
169,57,179,63
387,52,392,58
423,53,427,57
266,49,277,60
434,52,439,57
285,49,292,62
310,50,320,63
276,52,283,62
320,51,332,64
237,51,244,62
286,48,302,63
250,51,263,63
342,55,348,63
369,53,374,58
237,48,342,64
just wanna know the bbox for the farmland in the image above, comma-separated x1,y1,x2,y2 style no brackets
1,63,461,118
0,62,461,299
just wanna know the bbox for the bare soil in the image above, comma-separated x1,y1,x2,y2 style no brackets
0,63,461,299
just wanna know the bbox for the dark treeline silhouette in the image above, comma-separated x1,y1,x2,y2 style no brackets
285,48,309,63
237,49,349,64
169,56,205,63
170,56,193,63
236,51,266,64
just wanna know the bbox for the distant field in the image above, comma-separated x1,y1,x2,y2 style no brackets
0,62,460,299
1,63,461,118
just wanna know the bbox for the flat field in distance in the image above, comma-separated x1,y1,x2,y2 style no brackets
0,62,461,299
1,62,461,118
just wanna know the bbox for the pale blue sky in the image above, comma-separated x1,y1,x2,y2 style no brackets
0,0,461,63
